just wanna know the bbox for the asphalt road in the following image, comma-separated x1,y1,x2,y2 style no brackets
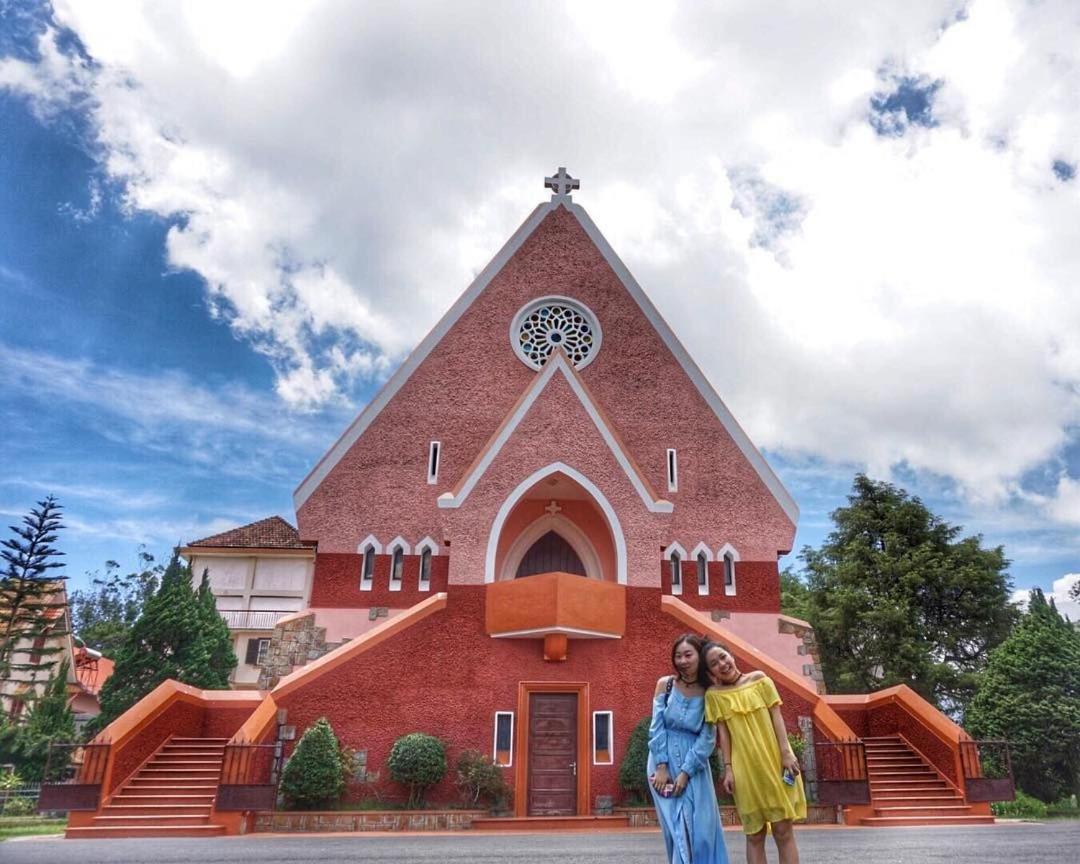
5,822,1077,864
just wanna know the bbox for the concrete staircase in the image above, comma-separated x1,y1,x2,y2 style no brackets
66,737,228,838
860,735,993,827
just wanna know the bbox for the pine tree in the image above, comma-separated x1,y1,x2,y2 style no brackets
0,496,68,687
967,589,1080,802
799,474,1018,713
280,717,346,809
91,551,236,732
0,659,76,780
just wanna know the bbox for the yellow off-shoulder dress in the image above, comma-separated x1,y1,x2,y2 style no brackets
704,676,807,835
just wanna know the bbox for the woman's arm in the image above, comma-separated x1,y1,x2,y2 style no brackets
648,677,672,789
717,720,735,795
768,703,800,776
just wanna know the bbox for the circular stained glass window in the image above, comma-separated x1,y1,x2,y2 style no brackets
510,296,602,370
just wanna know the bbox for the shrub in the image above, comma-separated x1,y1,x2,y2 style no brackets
387,733,446,808
992,790,1048,820
280,717,347,810
455,749,510,810
618,717,651,803
787,732,806,766
2,796,35,816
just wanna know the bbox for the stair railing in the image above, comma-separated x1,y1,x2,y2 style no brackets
813,740,870,805
215,743,281,812
36,742,111,812
958,739,1015,803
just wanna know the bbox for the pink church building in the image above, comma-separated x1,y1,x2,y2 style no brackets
62,170,1000,836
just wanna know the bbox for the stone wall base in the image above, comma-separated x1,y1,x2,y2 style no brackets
253,809,487,832
614,804,840,828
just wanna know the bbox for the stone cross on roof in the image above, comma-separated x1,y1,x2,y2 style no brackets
545,166,579,200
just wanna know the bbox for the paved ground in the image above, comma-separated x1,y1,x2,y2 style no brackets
5,821,1078,863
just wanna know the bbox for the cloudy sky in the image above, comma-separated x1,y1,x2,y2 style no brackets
1,0,1078,616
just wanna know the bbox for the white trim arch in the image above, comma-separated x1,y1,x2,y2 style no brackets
664,542,687,596
485,462,627,585
357,535,383,555
691,542,712,596
662,542,688,560
414,536,440,556
717,543,740,597
689,542,713,562
716,542,740,561
500,513,603,582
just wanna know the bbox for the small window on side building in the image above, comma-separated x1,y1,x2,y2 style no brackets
593,711,613,764
493,712,514,767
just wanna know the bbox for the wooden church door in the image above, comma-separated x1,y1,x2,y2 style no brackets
515,530,586,578
527,693,578,816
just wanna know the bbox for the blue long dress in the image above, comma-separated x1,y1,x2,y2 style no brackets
647,682,728,864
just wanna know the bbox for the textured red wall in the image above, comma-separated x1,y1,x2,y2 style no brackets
658,560,780,612
868,701,958,785
108,700,205,794
832,706,870,739
309,552,450,607
276,585,815,807
202,706,260,740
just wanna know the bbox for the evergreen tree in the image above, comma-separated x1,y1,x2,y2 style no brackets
780,567,812,622
0,659,76,780
280,717,346,809
91,551,236,732
799,474,1017,713
967,589,1080,802
70,551,162,658
0,496,68,686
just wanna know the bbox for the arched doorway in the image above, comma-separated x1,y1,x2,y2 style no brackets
516,530,586,578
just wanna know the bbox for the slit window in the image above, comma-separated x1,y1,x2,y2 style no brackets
667,448,678,492
670,551,682,594
696,552,709,594
419,548,432,591
723,552,736,595
593,711,613,765
360,545,376,590
390,547,404,590
427,441,441,485
493,712,514,767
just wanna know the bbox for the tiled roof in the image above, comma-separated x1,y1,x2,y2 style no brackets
187,516,316,550
74,649,114,696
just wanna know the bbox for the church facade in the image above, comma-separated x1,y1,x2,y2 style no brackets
75,171,993,833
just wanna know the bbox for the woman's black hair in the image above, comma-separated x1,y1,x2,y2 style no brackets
670,633,710,687
700,639,733,682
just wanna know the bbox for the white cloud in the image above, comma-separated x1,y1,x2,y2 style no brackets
1012,573,1080,621
3,1,1080,517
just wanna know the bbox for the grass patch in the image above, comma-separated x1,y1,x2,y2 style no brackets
0,817,67,841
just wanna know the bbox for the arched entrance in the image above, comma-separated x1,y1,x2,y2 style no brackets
485,462,624,584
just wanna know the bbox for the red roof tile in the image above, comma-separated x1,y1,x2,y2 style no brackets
187,516,316,550
74,648,114,696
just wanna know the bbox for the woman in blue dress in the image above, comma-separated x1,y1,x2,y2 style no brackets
648,633,729,864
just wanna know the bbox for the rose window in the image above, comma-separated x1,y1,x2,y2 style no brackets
511,297,602,370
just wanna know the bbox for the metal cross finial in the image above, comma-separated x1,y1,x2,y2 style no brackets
545,167,580,200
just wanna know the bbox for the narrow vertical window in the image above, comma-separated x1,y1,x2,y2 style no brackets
696,552,709,594
419,548,432,591
427,441,441,485
593,711,613,765
390,547,404,590
724,552,736,596
493,712,514,767
360,545,376,591
666,448,678,492
670,551,682,595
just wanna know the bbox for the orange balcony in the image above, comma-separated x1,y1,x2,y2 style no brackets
485,571,626,652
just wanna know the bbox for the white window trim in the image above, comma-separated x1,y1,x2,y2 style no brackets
414,536,439,556
592,710,614,765
418,548,433,592
493,711,514,767
664,542,686,596
718,543,740,596
358,536,381,591
388,540,408,592
427,441,441,485
666,448,678,493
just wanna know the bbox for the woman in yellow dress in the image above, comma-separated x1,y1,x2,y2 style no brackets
702,641,805,864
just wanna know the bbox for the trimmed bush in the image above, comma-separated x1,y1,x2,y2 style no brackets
455,749,510,810
992,790,1048,819
387,733,446,808
280,717,347,810
618,717,651,803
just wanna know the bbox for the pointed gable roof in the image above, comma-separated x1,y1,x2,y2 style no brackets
437,349,671,513
187,515,316,550
294,197,798,525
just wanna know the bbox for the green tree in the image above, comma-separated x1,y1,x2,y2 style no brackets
0,496,68,686
967,589,1080,802
617,716,651,802
780,567,812,622
90,551,236,733
0,659,76,780
70,550,162,658
387,732,447,808
280,717,347,809
798,474,1017,714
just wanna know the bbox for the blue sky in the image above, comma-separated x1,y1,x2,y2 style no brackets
1,2,1079,616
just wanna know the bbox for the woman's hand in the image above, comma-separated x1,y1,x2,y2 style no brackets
721,767,735,796
781,751,801,778
652,764,671,791
673,772,690,796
